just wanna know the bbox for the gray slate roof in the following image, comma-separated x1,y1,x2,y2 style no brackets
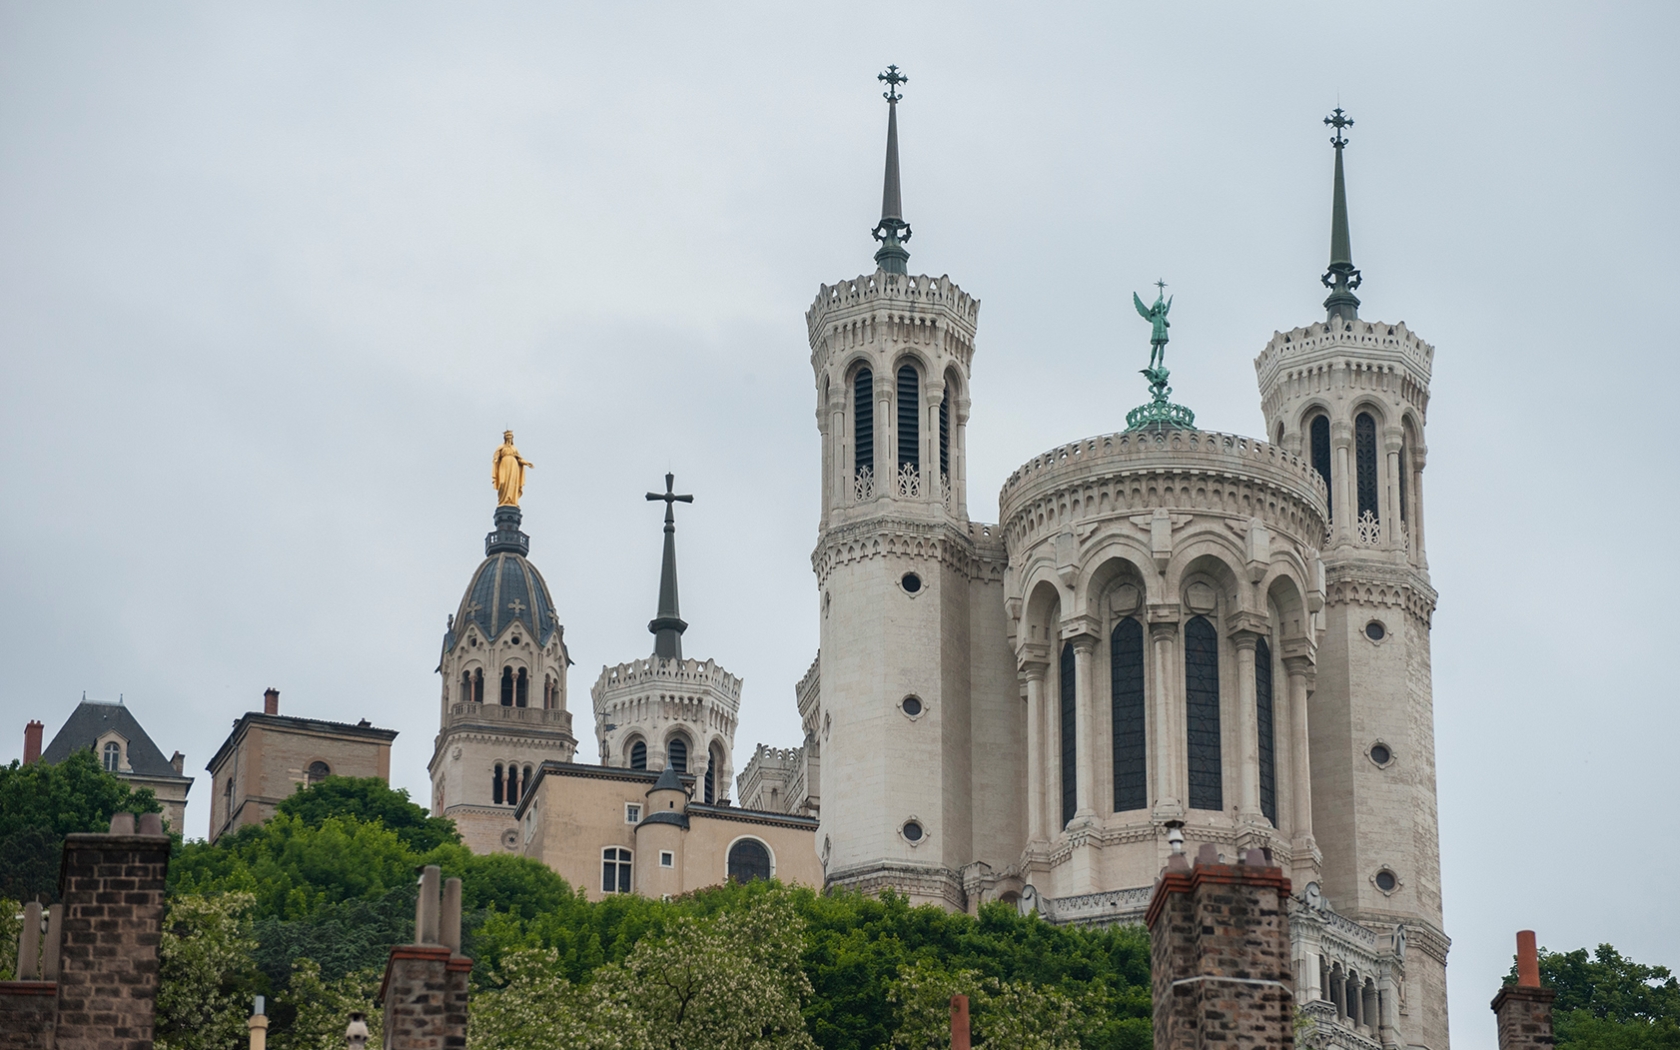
445,552,560,655
41,701,182,779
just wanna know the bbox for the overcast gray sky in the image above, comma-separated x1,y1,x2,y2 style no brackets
2,4,1675,1046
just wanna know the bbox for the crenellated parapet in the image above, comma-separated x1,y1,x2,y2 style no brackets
591,657,741,796
807,271,980,375
1254,320,1435,437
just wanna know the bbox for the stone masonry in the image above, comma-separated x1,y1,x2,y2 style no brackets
380,866,470,1050
1490,931,1555,1050
1147,844,1295,1050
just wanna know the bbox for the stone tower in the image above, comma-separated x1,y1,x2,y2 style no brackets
592,474,741,805
430,494,577,855
807,68,1017,908
1254,110,1450,1049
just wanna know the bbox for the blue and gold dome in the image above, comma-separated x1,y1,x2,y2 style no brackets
442,505,561,655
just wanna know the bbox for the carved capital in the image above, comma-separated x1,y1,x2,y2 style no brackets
1226,611,1271,639
1281,654,1316,677
1059,615,1102,648
1017,642,1051,680
1146,602,1182,628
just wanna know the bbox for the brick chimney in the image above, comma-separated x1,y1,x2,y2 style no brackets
381,865,470,1050
1491,930,1555,1050
1147,844,1295,1050
950,994,970,1050
24,720,43,764
263,688,279,716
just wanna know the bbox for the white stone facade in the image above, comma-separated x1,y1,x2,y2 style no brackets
591,656,740,804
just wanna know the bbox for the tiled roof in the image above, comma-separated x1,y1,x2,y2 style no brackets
41,701,182,779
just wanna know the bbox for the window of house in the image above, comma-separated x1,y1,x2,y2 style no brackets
727,839,772,883
102,741,121,772
625,803,642,824
659,851,674,868
306,761,330,785
493,764,504,805
602,848,632,894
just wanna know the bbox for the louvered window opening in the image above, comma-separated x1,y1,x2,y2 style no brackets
853,370,874,476
1355,412,1380,520
1256,637,1277,826
630,740,647,770
938,383,951,478
668,737,688,773
897,365,919,469
1059,642,1077,829
1398,445,1408,523
500,667,514,707
1310,415,1333,520
1111,617,1147,812
1184,616,1223,811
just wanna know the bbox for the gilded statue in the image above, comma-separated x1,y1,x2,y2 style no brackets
492,431,534,507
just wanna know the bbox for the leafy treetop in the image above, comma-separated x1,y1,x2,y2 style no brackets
0,749,161,838
275,776,459,854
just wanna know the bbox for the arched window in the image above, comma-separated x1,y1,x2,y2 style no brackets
601,847,632,894
853,369,874,477
1184,615,1223,811
306,761,330,785
1310,415,1332,520
1059,641,1076,829
460,671,470,703
727,839,772,882
938,382,951,481
500,667,514,707
1355,412,1379,521
1255,637,1276,826
472,668,484,704
705,743,724,804
102,741,121,772
1398,443,1409,524
515,667,528,708
668,736,689,774
896,364,919,472
492,764,504,805
630,740,647,770
506,764,519,806
1110,617,1147,812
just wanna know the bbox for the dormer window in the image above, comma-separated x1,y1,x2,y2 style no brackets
103,741,121,772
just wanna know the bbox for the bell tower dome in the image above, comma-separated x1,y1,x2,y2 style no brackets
1253,111,1450,1050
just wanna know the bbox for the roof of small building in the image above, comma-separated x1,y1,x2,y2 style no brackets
206,712,397,775
41,700,184,780
648,764,686,795
637,809,690,830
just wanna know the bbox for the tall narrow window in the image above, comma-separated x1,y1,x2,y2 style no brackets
896,364,919,470
500,667,514,706
1111,617,1147,812
705,764,715,804
1059,641,1077,829
472,668,483,704
493,764,504,805
706,744,724,804
1398,444,1409,523
515,668,528,708
1355,412,1379,521
103,741,121,772
1184,615,1223,811
1310,415,1333,520
938,382,951,479
630,740,647,770
506,764,519,806
460,671,470,703
853,369,874,477
1256,637,1276,826
602,848,632,894
668,736,688,774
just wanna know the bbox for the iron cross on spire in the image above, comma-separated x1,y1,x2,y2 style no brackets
879,64,907,103
1325,107,1354,149
646,472,693,526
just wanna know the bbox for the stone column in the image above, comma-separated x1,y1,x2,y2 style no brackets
1378,971,1399,1047
1383,427,1404,551
1148,612,1183,816
878,381,892,499
1022,659,1049,843
1491,930,1555,1050
925,387,943,507
954,400,971,518
829,395,846,511
1146,845,1294,1050
1331,419,1353,545
1233,631,1261,820
1070,634,1098,818
1411,445,1429,567
1283,656,1315,846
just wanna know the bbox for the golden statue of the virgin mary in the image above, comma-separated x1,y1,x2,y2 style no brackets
492,431,534,507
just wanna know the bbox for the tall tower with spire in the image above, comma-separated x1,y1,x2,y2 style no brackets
593,475,741,806
1254,111,1450,1050
804,68,1019,908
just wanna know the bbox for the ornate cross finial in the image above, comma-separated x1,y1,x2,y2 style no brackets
879,65,907,103
1154,278,1168,296
645,472,694,525
1325,107,1354,149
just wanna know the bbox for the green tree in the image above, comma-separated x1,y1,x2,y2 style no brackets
155,892,262,1050
1509,944,1680,1050
276,777,459,854
888,957,1084,1050
271,957,383,1050
0,750,161,901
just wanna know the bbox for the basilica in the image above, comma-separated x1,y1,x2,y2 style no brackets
425,75,1450,1050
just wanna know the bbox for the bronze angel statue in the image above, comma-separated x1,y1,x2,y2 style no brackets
1133,285,1173,371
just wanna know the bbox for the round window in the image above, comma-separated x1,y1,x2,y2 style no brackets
1375,869,1397,892
1365,621,1386,641
901,696,922,717
901,573,922,594
902,821,924,842
1370,743,1392,765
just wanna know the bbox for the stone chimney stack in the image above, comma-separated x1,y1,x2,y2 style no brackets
380,865,470,1050
263,688,280,716
1491,930,1556,1050
1147,844,1295,1050
24,720,43,763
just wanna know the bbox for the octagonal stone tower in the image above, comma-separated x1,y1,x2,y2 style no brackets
808,71,1017,908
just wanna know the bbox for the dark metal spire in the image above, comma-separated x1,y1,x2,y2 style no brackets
871,65,912,275
645,473,693,662
1321,107,1362,324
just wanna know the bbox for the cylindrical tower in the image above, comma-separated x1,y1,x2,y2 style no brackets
1254,110,1449,1050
